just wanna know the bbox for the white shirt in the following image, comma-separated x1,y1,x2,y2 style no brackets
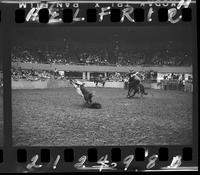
132,73,141,81
71,80,84,97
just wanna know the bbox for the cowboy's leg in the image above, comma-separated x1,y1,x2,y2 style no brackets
131,87,136,96
130,88,137,97
129,87,136,97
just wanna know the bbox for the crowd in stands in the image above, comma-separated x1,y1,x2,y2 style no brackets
11,67,126,82
12,68,54,81
11,65,158,83
11,46,192,67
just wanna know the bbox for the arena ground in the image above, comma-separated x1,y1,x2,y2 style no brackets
12,88,192,146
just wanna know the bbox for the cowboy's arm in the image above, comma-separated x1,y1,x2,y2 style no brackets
74,82,80,86
71,80,80,87
71,81,78,88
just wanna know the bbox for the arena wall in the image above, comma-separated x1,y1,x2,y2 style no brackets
11,79,192,92
11,79,127,89
12,79,152,89
46,79,69,88
12,79,69,89
12,80,48,89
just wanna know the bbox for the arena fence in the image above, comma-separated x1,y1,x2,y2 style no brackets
11,79,192,92
12,79,125,89
160,80,193,92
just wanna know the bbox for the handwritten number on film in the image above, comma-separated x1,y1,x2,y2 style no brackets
97,155,117,171
74,155,87,169
123,155,134,171
97,155,109,171
26,154,42,170
146,155,158,169
25,153,182,171
73,154,158,171
26,154,61,170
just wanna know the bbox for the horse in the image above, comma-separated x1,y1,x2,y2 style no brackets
127,77,148,98
70,79,102,109
94,77,109,87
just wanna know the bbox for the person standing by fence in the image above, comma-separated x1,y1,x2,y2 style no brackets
54,68,58,79
163,76,168,90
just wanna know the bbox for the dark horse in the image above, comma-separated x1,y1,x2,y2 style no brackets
94,77,109,87
127,77,148,98
70,79,102,109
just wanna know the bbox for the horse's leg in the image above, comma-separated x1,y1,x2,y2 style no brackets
127,86,132,97
140,88,143,98
140,86,143,97
138,85,143,98
131,89,137,97
130,87,139,98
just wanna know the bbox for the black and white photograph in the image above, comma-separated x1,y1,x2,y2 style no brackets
11,26,193,146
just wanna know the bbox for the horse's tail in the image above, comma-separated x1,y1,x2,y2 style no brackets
139,84,148,95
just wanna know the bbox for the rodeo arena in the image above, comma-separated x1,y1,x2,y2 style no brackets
11,27,193,146
11,46,193,146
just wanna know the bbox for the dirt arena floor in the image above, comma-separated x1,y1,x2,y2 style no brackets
12,88,192,146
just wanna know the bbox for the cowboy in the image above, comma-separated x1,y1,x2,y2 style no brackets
132,72,141,83
70,79,84,98
127,71,142,97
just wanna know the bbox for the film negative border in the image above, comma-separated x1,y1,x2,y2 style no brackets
0,145,197,172
13,146,198,172
0,0,199,173
0,0,196,24
12,6,192,24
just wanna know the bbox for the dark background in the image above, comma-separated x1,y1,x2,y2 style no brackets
12,26,193,51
